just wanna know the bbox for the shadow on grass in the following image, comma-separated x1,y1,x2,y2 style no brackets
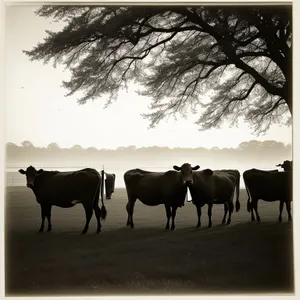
6,221,294,296
5,186,294,296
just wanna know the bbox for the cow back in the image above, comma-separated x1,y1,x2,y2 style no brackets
244,169,292,201
33,168,101,204
188,170,214,203
212,171,236,200
124,169,186,206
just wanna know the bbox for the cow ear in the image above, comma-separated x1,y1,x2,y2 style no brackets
173,165,181,171
192,165,200,171
37,169,44,174
18,169,26,175
203,169,213,176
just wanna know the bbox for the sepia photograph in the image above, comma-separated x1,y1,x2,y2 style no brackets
3,1,294,297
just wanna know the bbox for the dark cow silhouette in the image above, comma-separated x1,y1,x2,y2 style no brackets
124,165,200,230
243,169,292,222
175,166,239,227
276,160,293,172
105,172,116,199
173,164,215,228
19,166,107,234
211,169,241,224
244,169,279,220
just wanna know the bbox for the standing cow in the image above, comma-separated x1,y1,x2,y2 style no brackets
174,165,238,227
244,169,278,220
124,165,202,230
243,168,292,222
105,172,116,199
19,166,107,234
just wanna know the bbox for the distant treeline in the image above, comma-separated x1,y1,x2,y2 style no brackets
6,140,292,167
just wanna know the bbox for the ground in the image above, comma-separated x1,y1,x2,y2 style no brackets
5,186,294,296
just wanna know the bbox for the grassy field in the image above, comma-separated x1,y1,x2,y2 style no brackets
5,186,294,296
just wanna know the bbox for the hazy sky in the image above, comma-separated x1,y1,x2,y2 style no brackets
5,5,293,150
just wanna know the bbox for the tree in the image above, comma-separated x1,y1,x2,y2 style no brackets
24,5,292,133
6,142,19,156
47,142,60,149
6,142,18,148
126,145,137,151
261,140,285,149
238,140,263,151
21,140,34,148
71,144,83,150
86,146,98,152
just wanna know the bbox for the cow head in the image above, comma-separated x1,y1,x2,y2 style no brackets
18,165,44,188
276,160,293,172
173,163,200,186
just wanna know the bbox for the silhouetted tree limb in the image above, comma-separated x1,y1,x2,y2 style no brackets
24,5,292,134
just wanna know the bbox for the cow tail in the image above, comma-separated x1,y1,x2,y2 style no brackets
100,201,107,220
235,173,240,212
100,172,107,220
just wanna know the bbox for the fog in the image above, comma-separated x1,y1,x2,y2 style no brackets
6,141,292,189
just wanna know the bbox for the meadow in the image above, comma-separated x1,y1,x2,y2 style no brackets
5,186,294,296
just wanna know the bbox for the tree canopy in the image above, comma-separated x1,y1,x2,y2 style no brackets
24,5,292,133
21,140,34,148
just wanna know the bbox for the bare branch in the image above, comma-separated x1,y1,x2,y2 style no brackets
24,5,292,134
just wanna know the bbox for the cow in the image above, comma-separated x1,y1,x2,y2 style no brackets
18,166,107,234
105,172,116,199
276,160,293,172
244,169,279,220
174,165,239,227
123,165,201,230
173,164,215,228
212,169,241,224
243,169,292,222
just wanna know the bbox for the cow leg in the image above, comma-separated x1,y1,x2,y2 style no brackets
252,200,261,222
222,203,228,224
208,203,213,228
171,206,177,231
82,204,93,234
164,204,171,230
226,201,234,225
129,202,136,229
39,204,47,233
250,206,256,221
278,201,284,222
126,202,131,226
46,204,52,232
93,205,102,233
247,190,255,221
286,201,292,222
195,204,202,228
126,198,136,229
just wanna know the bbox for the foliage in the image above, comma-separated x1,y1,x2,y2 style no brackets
24,5,292,133
47,142,60,149
21,140,34,148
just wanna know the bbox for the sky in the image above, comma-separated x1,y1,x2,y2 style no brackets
4,5,293,150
